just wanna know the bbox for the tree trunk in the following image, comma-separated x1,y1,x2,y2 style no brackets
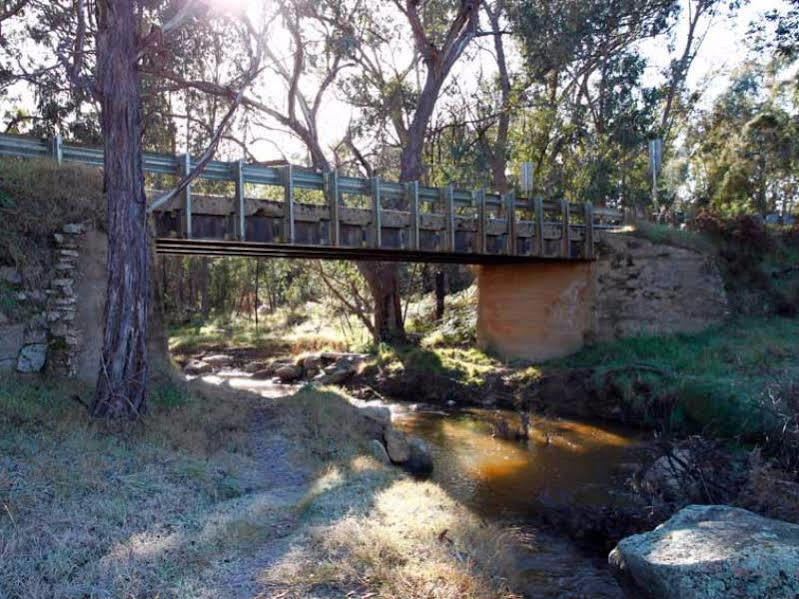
199,258,211,317
92,0,149,418
434,270,447,320
359,261,404,343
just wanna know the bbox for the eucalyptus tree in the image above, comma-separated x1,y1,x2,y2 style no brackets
1,0,269,417
688,64,799,216
330,0,484,339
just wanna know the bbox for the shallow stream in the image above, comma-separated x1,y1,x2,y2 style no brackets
391,404,639,597
208,371,640,597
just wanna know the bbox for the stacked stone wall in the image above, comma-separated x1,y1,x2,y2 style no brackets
0,222,91,376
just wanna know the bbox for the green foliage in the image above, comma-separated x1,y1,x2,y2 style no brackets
687,64,799,216
630,221,716,254
557,317,799,441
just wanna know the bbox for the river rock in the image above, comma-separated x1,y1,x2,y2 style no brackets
302,354,322,376
243,361,267,374
275,363,303,382
203,354,233,368
0,311,8,325
609,504,799,599
184,359,212,375
369,439,391,465
17,343,47,373
0,266,21,285
406,436,434,475
318,367,354,385
384,426,410,463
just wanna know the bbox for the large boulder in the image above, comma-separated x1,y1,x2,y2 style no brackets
369,439,391,465
609,504,799,599
360,405,391,428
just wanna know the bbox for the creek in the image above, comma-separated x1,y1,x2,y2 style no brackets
209,371,641,597
391,404,639,597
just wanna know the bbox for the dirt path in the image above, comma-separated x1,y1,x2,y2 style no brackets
200,380,313,599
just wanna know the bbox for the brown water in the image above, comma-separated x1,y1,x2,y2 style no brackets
392,405,640,598
394,406,638,519
207,372,636,597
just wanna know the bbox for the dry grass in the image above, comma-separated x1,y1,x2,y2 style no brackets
258,458,524,599
1,375,528,598
0,374,279,599
0,158,104,275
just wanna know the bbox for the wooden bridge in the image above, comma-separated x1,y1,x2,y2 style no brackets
0,133,622,264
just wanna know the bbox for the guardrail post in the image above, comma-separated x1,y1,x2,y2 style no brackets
442,184,455,252
282,165,295,244
233,160,246,241
179,153,192,239
474,190,486,254
324,170,340,246
534,196,544,257
505,192,517,255
583,202,594,259
370,176,382,248
406,181,420,250
560,199,570,258
50,134,63,165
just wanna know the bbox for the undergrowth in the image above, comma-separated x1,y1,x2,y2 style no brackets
549,316,799,466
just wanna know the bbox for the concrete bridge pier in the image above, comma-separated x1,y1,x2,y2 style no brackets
476,263,596,362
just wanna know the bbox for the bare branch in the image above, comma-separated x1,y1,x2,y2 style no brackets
148,90,243,212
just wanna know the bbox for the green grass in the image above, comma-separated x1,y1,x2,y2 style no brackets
628,221,716,254
549,316,799,438
168,306,353,359
372,342,501,386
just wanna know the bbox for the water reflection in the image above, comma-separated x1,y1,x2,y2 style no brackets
395,408,637,519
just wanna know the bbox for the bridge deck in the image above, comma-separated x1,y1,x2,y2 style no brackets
0,132,623,263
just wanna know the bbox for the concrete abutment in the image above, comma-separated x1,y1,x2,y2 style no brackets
476,233,730,362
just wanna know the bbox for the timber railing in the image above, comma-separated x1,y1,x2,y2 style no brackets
0,132,623,263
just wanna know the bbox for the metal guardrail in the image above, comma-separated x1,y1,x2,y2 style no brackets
0,132,624,262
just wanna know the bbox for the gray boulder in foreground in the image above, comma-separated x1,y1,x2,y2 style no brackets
609,504,799,599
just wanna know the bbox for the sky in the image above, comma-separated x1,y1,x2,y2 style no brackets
641,0,792,99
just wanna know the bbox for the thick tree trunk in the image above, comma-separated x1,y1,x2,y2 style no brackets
92,0,149,418
359,261,404,343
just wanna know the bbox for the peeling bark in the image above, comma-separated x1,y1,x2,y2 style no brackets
92,0,149,418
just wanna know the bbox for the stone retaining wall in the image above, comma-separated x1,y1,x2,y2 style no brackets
0,223,91,376
593,234,730,341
